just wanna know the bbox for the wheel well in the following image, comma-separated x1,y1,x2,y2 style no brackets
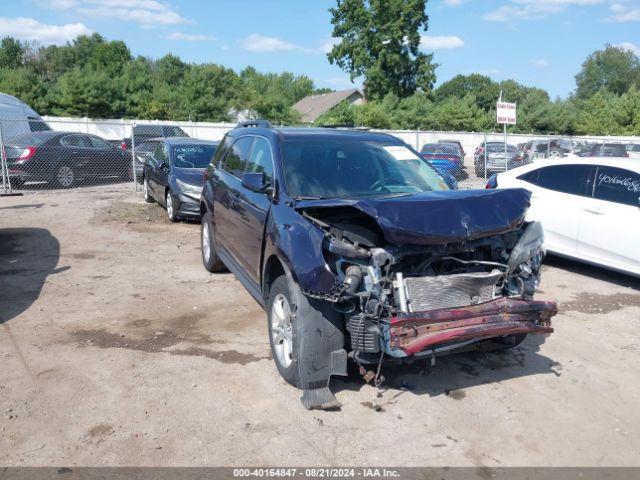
262,255,286,301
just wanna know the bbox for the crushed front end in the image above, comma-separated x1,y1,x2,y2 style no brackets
295,190,558,364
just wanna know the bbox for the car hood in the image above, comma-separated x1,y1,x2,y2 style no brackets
174,168,205,186
294,189,531,246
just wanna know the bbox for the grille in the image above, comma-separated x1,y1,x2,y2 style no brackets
404,270,503,312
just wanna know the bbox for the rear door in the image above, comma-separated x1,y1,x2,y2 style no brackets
516,164,595,256
234,137,275,282
59,134,91,175
577,165,640,274
213,136,255,263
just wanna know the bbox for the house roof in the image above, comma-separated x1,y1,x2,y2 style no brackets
293,89,362,123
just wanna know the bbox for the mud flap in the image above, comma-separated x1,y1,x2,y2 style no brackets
292,284,347,410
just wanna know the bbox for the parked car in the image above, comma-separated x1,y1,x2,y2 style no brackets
121,124,189,152
419,143,465,178
200,120,557,410
489,157,640,277
576,143,628,158
142,138,218,221
0,93,50,139
5,131,130,188
474,142,521,176
437,139,465,157
133,139,164,183
625,144,640,159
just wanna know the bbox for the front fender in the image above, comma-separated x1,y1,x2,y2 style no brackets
264,203,338,295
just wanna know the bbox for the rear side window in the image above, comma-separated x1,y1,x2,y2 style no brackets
519,164,593,196
593,166,640,207
88,136,111,149
245,137,274,184
60,135,91,148
221,136,254,178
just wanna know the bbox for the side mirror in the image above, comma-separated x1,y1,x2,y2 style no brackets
242,172,270,193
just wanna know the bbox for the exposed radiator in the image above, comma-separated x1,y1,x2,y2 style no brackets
395,270,503,313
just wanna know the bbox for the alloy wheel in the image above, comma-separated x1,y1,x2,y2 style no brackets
57,165,74,188
166,193,174,220
202,221,211,264
271,293,293,368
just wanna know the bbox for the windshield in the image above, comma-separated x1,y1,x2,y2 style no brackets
281,140,449,199
172,144,217,168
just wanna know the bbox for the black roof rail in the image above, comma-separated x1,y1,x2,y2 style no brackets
235,119,272,129
317,124,370,131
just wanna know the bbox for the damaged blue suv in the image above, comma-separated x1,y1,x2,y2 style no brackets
200,121,557,410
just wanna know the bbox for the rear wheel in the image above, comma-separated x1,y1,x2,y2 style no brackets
143,177,153,203
55,164,75,188
201,211,227,273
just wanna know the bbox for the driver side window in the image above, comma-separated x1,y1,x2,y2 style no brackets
245,138,274,185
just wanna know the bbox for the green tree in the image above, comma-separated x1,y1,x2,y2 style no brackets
327,0,437,100
574,89,621,135
575,45,640,99
434,74,498,111
0,37,25,69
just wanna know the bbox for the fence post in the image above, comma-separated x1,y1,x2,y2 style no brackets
484,132,488,180
416,129,420,150
131,121,138,192
0,122,11,194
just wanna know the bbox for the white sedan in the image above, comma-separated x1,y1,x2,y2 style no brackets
491,156,640,277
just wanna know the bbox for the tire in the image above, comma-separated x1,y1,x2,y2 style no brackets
166,190,178,222
143,177,154,203
10,178,24,190
548,149,562,158
267,276,301,387
201,211,227,273
55,164,75,188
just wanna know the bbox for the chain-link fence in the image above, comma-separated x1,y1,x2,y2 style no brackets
2,114,638,195
0,117,135,193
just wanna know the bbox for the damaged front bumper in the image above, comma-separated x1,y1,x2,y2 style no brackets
384,297,557,357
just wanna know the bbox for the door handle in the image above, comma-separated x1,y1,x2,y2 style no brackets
583,206,605,215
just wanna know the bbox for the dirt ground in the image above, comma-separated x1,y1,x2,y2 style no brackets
1,183,640,467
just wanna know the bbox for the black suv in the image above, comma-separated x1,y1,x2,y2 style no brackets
200,121,557,409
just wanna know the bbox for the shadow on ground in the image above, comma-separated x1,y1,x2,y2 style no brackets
0,228,66,324
332,334,560,403
545,254,640,291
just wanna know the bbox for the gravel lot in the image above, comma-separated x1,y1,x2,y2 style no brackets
1,183,640,467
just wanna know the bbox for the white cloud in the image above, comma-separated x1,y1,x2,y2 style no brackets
239,34,313,53
165,32,215,41
420,35,465,50
0,17,92,45
443,0,464,6
616,41,640,56
40,0,190,26
484,0,605,22
320,38,339,54
608,2,640,21
529,58,550,68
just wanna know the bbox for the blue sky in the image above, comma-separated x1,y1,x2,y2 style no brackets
1,0,639,98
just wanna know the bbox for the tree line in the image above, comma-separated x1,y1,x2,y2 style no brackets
0,32,639,136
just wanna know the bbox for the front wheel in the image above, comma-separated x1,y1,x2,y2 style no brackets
166,190,178,222
267,276,301,387
201,211,227,273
